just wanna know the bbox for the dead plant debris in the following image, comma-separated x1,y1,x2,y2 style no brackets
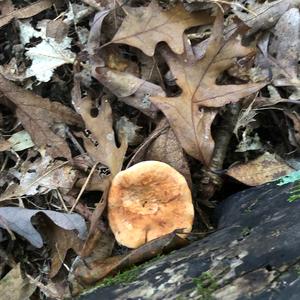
0,0,299,298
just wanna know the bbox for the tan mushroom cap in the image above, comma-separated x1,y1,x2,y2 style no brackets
108,161,194,248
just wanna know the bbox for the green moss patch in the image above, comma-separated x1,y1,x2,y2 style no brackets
193,272,218,299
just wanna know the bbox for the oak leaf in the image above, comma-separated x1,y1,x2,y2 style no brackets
150,13,266,165
111,1,213,56
72,96,127,177
72,81,127,253
0,74,82,159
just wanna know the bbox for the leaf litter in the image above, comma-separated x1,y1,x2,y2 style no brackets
0,0,299,298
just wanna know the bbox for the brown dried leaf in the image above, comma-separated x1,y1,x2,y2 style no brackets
285,111,300,146
92,67,163,118
145,118,192,186
0,138,11,152
226,152,295,186
151,13,266,165
46,19,69,43
0,74,82,159
269,8,300,93
0,0,55,28
73,96,127,177
0,264,36,300
87,9,110,56
80,229,114,261
73,231,188,285
40,221,84,278
0,0,14,16
0,58,28,82
111,1,213,56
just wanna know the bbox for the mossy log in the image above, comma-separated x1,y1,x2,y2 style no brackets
79,178,300,300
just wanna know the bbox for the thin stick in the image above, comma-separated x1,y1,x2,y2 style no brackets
126,122,169,168
211,0,258,16
28,161,69,190
70,162,98,213
56,189,69,212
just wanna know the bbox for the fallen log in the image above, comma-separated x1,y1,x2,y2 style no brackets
79,177,300,299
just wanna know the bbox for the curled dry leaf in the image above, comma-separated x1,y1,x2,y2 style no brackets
0,74,82,159
0,0,55,28
87,9,110,56
145,118,192,186
92,67,163,119
268,8,300,98
285,111,300,146
254,8,300,97
73,231,188,285
0,155,79,201
150,13,266,165
111,1,213,56
226,152,295,186
69,229,115,284
0,264,36,300
0,207,87,248
40,220,84,278
80,229,115,263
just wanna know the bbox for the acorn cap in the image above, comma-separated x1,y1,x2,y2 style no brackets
108,161,194,248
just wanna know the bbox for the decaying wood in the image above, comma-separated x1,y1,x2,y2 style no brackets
79,179,300,299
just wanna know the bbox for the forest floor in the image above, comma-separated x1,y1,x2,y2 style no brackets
0,0,299,299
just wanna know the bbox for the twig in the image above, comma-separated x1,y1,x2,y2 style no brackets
199,103,241,206
126,121,169,168
70,162,98,213
56,189,69,212
210,0,258,16
28,161,69,191
66,127,86,155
